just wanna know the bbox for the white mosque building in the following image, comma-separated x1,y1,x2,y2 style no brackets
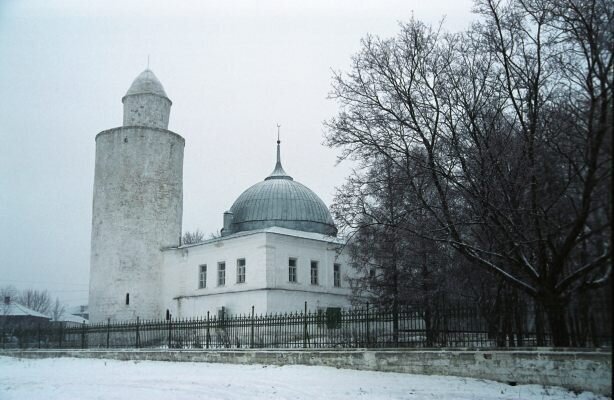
88,70,354,323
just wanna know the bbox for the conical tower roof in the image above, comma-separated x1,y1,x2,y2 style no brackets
125,69,169,98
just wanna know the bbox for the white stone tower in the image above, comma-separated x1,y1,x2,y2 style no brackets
89,70,184,323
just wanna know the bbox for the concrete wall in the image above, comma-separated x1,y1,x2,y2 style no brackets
2,348,610,396
89,126,184,323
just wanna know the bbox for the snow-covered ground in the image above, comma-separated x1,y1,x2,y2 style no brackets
0,356,608,400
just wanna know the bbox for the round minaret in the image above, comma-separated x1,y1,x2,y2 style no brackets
89,69,184,323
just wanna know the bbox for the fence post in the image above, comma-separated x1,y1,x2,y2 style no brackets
168,317,172,349
250,305,255,349
81,321,86,349
38,323,41,349
106,318,110,348
366,302,370,346
135,317,140,349
303,301,307,349
206,311,210,349
58,322,63,349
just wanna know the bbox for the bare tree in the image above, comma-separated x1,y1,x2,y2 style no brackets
51,297,65,321
326,0,611,345
182,229,205,245
18,289,51,315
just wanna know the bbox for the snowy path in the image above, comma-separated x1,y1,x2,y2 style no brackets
0,356,607,400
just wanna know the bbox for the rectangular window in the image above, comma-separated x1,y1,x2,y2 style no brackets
217,262,226,286
199,264,207,288
288,258,297,283
310,261,318,285
236,258,246,283
334,263,341,287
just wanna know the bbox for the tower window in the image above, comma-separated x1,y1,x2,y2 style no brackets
288,258,297,283
125,293,130,305
310,261,319,285
218,262,226,286
199,264,207,289
236,258,246,283
334,263,341,287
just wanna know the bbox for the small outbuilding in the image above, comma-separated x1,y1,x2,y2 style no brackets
1,296,51,329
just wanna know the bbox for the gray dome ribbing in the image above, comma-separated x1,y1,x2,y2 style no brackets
226,142,337,236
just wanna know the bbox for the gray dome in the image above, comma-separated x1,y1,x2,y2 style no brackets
125,69,169,98
225,141,337,236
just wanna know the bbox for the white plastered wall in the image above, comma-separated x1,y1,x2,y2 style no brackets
161,228,357,318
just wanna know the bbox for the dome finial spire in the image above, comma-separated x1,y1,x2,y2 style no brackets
277,123,280,143
276,123,281,163
266,124,292,181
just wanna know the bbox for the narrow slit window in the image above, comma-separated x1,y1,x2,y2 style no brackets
334,263,341,288
125,293,130,305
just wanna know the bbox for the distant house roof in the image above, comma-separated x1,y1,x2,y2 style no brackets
53,313,88,324
66,304,88,315
1,300,51,320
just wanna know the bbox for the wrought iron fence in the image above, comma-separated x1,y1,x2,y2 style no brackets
2,302,610,350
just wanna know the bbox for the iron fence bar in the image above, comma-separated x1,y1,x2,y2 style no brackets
81,321,86,349
206,311,210,349
250,306,255,349
303,302,307,349
168,318,172,349
135,317,140,349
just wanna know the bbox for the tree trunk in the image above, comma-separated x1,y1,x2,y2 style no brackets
392,300,399,347
424,306,433,347
535,301,545,346
542,296,570,347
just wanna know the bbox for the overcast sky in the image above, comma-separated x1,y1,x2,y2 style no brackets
0,0,474,307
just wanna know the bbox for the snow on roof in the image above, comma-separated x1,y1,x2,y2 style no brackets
171,226,344,251
66,304,88,315
53,313,88,324
1,301,51,319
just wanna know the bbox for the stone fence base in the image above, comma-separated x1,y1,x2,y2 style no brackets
1,348,610,396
